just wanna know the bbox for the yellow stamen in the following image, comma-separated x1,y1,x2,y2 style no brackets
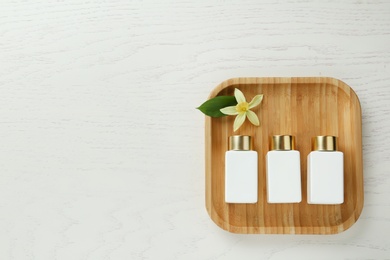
236,102,249,113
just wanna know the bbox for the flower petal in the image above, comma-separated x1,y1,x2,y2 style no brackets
233,113,246,132
234,88,246,103
220,106,238,115
248,94,263,109
246,110,260,126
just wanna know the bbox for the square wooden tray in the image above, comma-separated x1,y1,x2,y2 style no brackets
205,77,363,234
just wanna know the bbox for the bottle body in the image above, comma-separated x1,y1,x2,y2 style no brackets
266,150,302,203
307,151,344,204
225,150,258,203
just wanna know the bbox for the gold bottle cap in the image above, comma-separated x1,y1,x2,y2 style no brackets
312,136,337,151
229,135,252,151
270,135,295,150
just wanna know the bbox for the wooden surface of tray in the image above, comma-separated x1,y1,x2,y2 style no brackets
205,77,363,234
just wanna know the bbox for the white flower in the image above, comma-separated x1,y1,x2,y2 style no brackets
220,88,263,132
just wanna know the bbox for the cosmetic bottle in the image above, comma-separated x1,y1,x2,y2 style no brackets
266,135,302,203
225,135,258,203
307,136,344,204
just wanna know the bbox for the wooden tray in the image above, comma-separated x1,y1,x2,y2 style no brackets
205,77,363,234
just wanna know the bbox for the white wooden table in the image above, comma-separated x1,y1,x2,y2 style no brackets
0,1,389,259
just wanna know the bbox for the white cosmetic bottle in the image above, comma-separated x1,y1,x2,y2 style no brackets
307,136,344,204
225,135,258,204
266,135,302,203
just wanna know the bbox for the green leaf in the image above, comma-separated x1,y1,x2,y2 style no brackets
197,96,237,117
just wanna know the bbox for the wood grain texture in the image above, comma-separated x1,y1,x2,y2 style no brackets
0,1,389,259
205,77,363,234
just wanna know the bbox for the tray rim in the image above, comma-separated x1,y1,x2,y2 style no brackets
205,77,364,234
